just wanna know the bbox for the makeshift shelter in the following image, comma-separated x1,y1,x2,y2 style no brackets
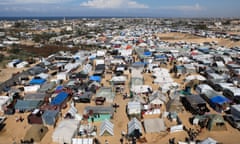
24,85,40,93
110,76,127,85
148,91,166,107
52,119,80,144
166,94,184,113
72,138,93,144
27,109,43,124
84,106,114,122
42,110,59,126
89,76,101,83
170,124,184,133
143,118,166,133
207,114,227,131
209,95,231,112
182,95,209,115
15,100,40,112
99,119,114,136
128,117,142,138
23,124,48,143
127,101,142,119
50,91,69,107
29,78,46,85
131,85,152,94
38,82,56,93
130,77,144,89
24,93,46,101
96,87,115,103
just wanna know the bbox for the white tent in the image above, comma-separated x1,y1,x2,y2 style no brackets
131,85,152,94
110,76,126,84
127,101,141,115
24,85,40,93
185,75,206,82
143,118,166,133
128,118,142,136
99,119,114,136
52,119,80,144
170,124,183,133
160,82,179,94
72,138,93,144
200,137,217,144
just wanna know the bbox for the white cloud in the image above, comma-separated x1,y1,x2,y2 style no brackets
80,0,148,9
160,3,203,11
0,0,71,5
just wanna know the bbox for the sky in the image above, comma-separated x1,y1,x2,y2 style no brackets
0,0,239,17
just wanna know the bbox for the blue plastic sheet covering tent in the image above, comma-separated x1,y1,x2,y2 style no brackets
210,96,231,105
144,51,152,56
55,85,64,93
51,92,68,105
29,78,46,85
15,100,40,111
198,47,210,53
154,55,167,61
42,110,59,125
89,76,101,82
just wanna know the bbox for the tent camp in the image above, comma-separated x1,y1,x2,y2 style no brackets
143,118,166,133
99,119,114,136
23,124,48,143
52,119,80,144
84,106,114,122
128,117,142,138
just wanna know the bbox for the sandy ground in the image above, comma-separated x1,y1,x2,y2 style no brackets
0,33,240,144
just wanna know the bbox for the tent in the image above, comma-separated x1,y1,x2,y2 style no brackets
50,92,69,106
210,95,231,106
185,75,206,83
72,138,93,144
143,118,166,133
99,119,114,136
96,87,115,103
42,110,59,126
207,114,227,131
89,76,101,82
128,117,142,138
52,119,80,144
23,124,48,143
127,101,141,119
131,85,152,94
15,100,40,112
170,124,183,133
24,93,46,101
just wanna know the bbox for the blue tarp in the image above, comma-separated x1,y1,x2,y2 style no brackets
198,47,210,53
144,51,152,56
55,85,64,91
89,76,102,82
51,92,68,105
29,78,46,85
210,96,230,105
